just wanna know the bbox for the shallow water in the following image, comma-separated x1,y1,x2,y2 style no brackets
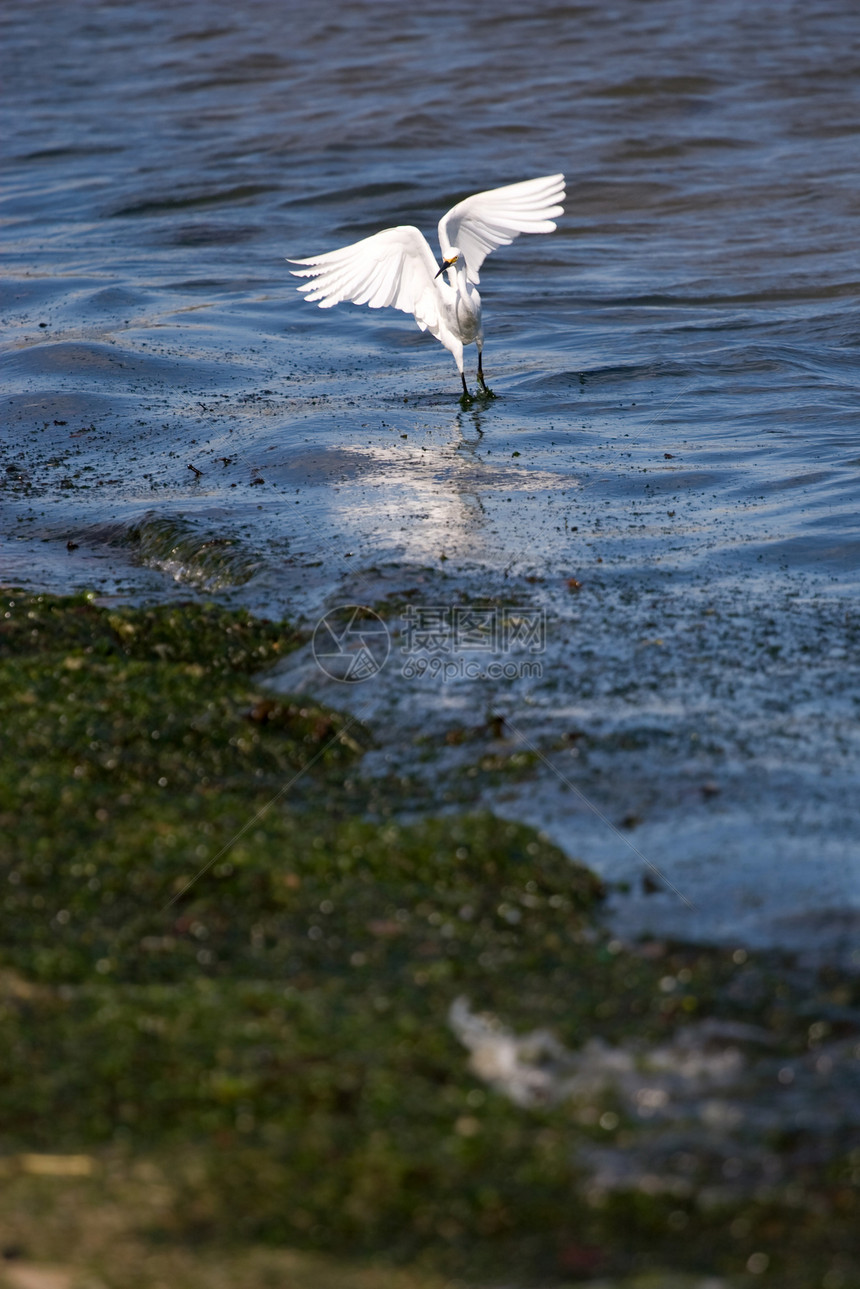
2,0,859,962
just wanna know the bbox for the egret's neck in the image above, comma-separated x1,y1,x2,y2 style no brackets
447,263,469,293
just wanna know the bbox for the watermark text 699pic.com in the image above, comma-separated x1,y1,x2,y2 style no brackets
400,604,545,681
311,603,546,683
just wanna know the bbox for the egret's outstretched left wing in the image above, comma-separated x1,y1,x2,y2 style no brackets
438,174,565,285
289,226,442,333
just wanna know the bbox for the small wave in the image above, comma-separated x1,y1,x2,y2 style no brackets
3,341,225,389
124,514,264,590
109,184,277,218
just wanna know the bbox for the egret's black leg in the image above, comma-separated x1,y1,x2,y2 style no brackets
460,371,470,398
476,350,494,398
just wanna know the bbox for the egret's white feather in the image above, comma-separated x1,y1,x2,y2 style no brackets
291,225,441,331
438,174,565,284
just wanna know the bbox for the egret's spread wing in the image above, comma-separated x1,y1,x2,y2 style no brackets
438,174,565,285
289,226,441,332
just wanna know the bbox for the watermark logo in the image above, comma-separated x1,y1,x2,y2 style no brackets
311,603,545,683
401,604,545,681
312,605,390,682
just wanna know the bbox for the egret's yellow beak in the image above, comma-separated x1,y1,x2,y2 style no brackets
435,255,458,279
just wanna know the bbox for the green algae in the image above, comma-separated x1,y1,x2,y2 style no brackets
0,589,858,1288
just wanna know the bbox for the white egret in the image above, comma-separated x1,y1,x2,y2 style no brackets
289,174,565,398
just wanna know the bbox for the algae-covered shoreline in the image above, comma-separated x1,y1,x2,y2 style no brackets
1,589,858,1288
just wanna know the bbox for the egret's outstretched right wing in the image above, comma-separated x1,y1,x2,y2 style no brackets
438,174,565,284
289,226,442,333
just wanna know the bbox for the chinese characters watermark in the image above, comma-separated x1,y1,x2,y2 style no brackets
400,604,545,680
312,603,545,683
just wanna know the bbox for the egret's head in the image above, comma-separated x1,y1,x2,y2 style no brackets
435,249,460,279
